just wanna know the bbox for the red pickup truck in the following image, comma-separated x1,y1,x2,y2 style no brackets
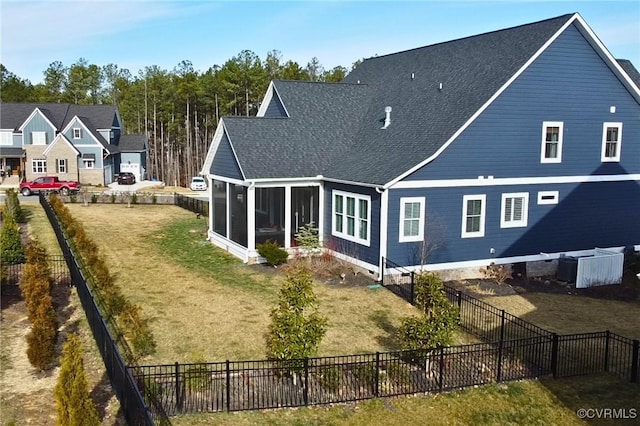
20,176,80,196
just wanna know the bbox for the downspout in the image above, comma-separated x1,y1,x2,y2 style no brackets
376,186,388,281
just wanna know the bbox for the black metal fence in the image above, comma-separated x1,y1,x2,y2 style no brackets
1,254,70,295
39,194,160,426
174,193,208,217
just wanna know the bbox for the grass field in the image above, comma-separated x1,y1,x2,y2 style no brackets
65,203,459,364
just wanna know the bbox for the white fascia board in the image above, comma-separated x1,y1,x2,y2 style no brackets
42,134,80,156
201,121,225,175
325,249,379,274
250,177,323,187
572,13,640,103
322,176,385,189
208,174,246,186
256,81,290,118
18,108,58,132
383,14,579,189
61,116,105,151
391,174,640,189
224,130,247,181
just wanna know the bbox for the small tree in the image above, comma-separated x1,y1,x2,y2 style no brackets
265,263,327,378
0,214,24,265
26,296,58,371
54,333,100,426
294,222,320,251
398,272,458,352
4,188,26,222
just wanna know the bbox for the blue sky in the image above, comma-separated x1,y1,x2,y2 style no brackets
1,1,639,85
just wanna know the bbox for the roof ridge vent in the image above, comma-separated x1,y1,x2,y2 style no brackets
381,106,392,129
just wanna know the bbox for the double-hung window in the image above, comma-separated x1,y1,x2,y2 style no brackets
540,122,563,163
332,190,370,245
601,122,622,162
57,159,67,174
461,195,485,238
399,197,425,242
31,131,46,146
32,159,47,174
501,193,529,228
73,128,82,139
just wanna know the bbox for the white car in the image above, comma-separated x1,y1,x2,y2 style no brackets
189,176,207,191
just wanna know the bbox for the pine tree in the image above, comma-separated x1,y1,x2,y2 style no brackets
54,333,100,426
26,296,58,370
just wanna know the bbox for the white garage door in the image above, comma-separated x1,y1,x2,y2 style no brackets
120,163,141,183
104,165,113,184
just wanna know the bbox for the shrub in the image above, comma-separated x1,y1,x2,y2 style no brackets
317,366,341,392
480,262,512,285
151,194,157,204
26,296,58,371
184,364,210,391
69,194,77,203
110,193,116,204
90,194,98,204
257,240,289,266
294,222,320,250
265,263,327,363
131,192,138,204
4,188,25,223
1,214,24,265
386,362,410,384
54,334,100,426
353,363,377,387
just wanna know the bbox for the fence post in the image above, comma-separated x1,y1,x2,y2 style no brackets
381,257,385,285
226,360,231,412
551,333,559,379
175,362,182,413
410,272,415,305
631,340,639,383
303,358,309,406
604,330,610,373
375,352,380,397
438,347,445,391
500,310,506,343
456,291,462,310
496,336,504,383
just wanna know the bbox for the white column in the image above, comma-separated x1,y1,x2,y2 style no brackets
207,176,214,236
284,185,291,249
378,189,389,280
247,184,256,257
225,182,231,239
317,183,324,245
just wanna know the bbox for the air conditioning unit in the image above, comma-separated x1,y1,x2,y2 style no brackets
557,257,578,283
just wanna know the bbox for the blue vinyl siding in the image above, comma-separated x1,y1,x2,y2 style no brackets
386,178,640,267
1,131,21,148
323,182,381,267
121,152,142,166
405,24,640,182
78,148,103,169
22,112,55,145
64,118,99,145
262,90,288,118
210,132,244,180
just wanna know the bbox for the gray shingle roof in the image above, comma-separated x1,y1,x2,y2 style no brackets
118,134,147,152
213,14,632,186
0,102,117,131
617,59,640,88
225,81,372,180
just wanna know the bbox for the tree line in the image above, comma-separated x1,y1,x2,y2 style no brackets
0,51,357,185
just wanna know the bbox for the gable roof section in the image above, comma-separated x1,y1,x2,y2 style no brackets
42,134,80,156
0,103,118,132
617,59,640,89
204,80,372,180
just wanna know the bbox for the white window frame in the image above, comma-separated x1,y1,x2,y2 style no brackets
57,159,67,174
32,159,47,174
0,132,12,146
601,122,622,162
83,160,95,169
537,191,559,205
461,194,486,238
73,128,82,139
32,131,46,145
399,197,425,242
540,121,563,163
332,190,371,246
500,192,529,228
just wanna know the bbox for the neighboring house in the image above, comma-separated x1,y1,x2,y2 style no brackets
201,13,640,277
0,103,147,185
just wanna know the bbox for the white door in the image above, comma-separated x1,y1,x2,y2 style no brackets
120,163,141,183
104,164,113,184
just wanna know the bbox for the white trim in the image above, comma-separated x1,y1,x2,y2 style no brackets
201,121,226,175
540,121,563,163
378,189,389,278
331,190,371,246
207,230,249,263
500,192,529,228
73,128,82,139
208,174,245,186
399,197,425,242
318,181,325,245
250,177,322,186
326,249,379,274
284,186,292,249
18,108,57,132
392,173,640,189
537,190,559,205
394,245,632,273
0,132,13,146
42,134,80,156
256,81,291,118
323,176,385,189
31,131,47,146
384,15,578,189
60,116,104,148
601,122,622,162
31,159,47,174
57,159,68,174
247,185,256,253
211,122,247,181
461,194,486,238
